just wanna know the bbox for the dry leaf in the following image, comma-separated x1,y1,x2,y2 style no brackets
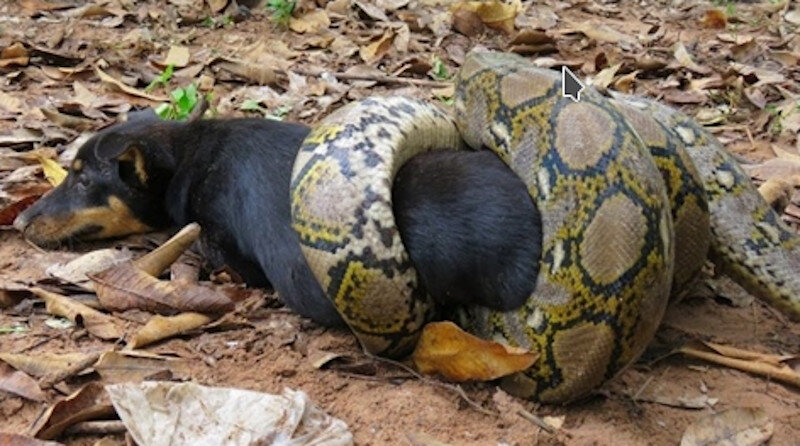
743,158,800,182
0,195,43,226
591,63,621,90
377,0,408,11
206,0,228,13
0,353,95,378
36,156,67,186
91,263,234,314
107,383,353,445
510,29,553,45
0,434,63,446
46,248,134,291
94,351,191,383
413,321,538,381
785,9,800,25
353,0,389,21
32,288,123,341
758,177,794,211
451,0,521,34
452,8,484,37
95,67,167,102
0,91,23,114
729,63,786,87
19,0,72,13
679,341,800,389
309,350,347,369
681,408,773,446
431,84,455,99
613,70,638,93
663,89,707,104
0,362,46,402
127,312,213,349
574,21,634,44
290,10,331,34
31,382,114,440
393,23,410,53
214,58,279,85
1,42,30,68
40,108,95,131
702,9,727,29
359,31,395,63
163,45,190,67
674,42,712,74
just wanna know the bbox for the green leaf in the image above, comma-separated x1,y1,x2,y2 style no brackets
267,0,296,25
431,57,450,81
240,99,265,112
145,64,174,93
154,103,173,120
266,104,291,121
0,324,27,334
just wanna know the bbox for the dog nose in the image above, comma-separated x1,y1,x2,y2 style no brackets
12,213,30,233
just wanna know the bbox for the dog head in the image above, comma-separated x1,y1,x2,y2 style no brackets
15,117,174,247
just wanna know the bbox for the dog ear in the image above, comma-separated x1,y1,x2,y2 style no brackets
117,144,148,186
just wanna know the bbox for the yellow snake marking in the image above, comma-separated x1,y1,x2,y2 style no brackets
291,158,355,246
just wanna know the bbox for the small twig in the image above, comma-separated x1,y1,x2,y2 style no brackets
289,68,453,89
40,351,103,389
744,125,756,151
631,375,656,401
64,420,126,436
516,408,557,434
24,238,47,254
679,345,800,388
15,333,58,354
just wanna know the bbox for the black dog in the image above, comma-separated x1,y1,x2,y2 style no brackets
15,112,542,325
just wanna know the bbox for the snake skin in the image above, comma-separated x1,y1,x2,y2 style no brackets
290,97,465,357
290,50,800,404
452,52,672,403
609,92,800,320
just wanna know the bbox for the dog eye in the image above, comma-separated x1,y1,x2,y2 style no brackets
76,173,91,188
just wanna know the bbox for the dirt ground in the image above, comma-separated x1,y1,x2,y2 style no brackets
1,0,800,445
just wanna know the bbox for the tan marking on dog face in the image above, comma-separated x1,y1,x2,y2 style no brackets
72,159,83,172
118,147,148,184
24,195,152,245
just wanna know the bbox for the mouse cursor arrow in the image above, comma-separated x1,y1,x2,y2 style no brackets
562,66,585,102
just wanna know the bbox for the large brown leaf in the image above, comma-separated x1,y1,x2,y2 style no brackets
0,362,45,402
32,288,123,340
127,312,213,349
413,321,538,381
90,262,233,314
31,382,114,440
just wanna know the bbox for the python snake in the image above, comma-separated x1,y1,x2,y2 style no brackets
290,51,800,403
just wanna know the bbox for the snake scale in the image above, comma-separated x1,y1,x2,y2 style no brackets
290,51,800,403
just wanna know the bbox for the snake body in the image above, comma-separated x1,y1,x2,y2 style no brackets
610,93,800,319
290,51,800,403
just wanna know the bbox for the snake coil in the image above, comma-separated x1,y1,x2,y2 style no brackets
290,51,800,403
